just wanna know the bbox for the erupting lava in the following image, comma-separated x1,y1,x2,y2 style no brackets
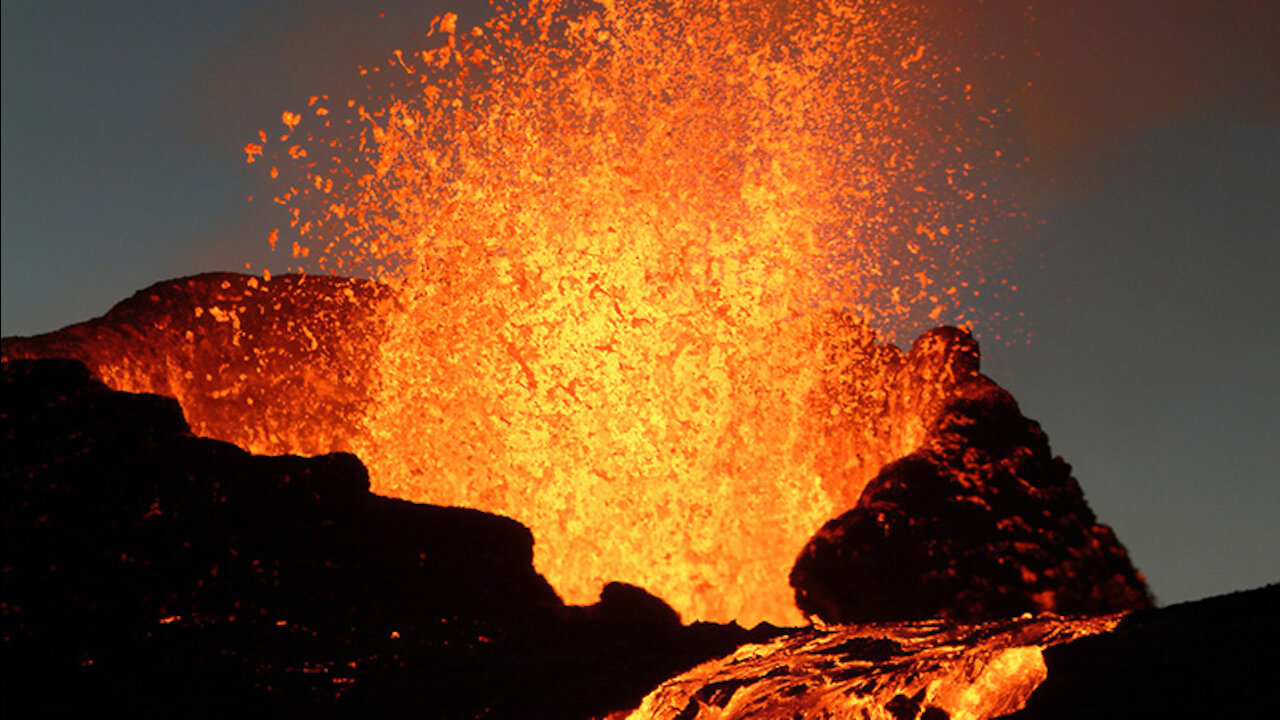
263,0,1015,625
11,1,1023,626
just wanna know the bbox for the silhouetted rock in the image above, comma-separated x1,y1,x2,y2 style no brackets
591,582,685,629
1,358,768,718
792,346,1153,625
1006,585,1280,720
4,278,1053,627
812,322,993,510
1,272,389,456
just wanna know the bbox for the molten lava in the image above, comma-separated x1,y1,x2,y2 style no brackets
627,613,1124,719
7,1,1024,626
265,0,1016,625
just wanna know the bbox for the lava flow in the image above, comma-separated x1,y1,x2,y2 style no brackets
628,612,1124,719
6,0,1023,626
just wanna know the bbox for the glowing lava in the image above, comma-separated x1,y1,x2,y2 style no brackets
2,0,1021,627
628,613,1123,719
244,0,1018,626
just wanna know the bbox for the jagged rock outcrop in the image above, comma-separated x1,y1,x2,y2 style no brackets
4,276,1152,631
1008,584,1280,720
1,358,772,718
812,321,990,509
793,358,1153,625
1,272,389,456
585,582,685,630
3,276,1070,627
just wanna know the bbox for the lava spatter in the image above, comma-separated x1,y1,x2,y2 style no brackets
240,0,1021,625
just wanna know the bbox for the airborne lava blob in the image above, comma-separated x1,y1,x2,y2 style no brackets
258,0,1017,625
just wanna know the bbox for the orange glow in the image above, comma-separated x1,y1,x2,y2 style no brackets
1,274,392,458
261,0,1008,625
256,0,1009,625
628,613,1122,718
8,1,1015,627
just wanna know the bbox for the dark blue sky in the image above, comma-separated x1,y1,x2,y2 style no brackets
3,0,1277,605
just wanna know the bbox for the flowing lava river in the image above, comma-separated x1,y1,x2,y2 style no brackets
631,613,1122,720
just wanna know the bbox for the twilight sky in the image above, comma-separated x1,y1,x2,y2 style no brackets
3,0,1277,606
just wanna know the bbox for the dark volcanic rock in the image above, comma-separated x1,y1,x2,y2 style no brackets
813,322,992,509
1,358,769,718
792,345,1153,625
1,272,389,456
1007,584,1280,720
590,582,685,630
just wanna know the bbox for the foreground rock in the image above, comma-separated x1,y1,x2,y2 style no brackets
1,359,772,718
628,585,1278,720
4,274,1145,627
793,335,1153,623
1008,584,1280,720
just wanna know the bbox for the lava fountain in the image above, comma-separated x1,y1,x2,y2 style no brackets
246,0,1018,626
0,0,1022,627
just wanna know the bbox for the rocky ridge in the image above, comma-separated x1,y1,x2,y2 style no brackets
1,358,772,718
793,363,1153,624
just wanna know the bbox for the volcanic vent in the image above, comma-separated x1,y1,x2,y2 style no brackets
1,273,1150,629
251,0,1028,625
5,0,1151,626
